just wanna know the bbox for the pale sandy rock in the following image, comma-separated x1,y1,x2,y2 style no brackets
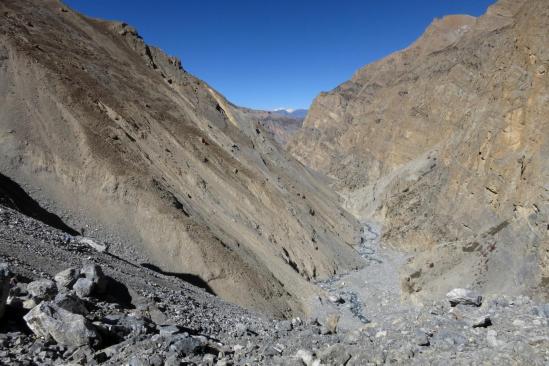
288,0,549,303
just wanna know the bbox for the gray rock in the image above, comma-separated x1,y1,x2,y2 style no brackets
471,315,492,328
54,267,80,289
53,293,88,315
23,302,101,347
78,237,108,253
73,278,94,298
27,279,57,302
278,320,293,332
296,350,317,366
23,298,38,310
0,263,10,319
202,354,216,366
9,281,28,296
80,264,108,294
168,336,202,356
446,288,482,307
104,314,155,338
434,330,467,347
414,329,430,346
165,353,182,366
317,344,351,365
158,324,181,336
102,314,123,324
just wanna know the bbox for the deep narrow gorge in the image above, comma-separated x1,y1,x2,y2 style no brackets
0,0,548,364
288,0,548,304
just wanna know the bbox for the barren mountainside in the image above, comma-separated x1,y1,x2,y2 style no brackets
288,0,549,302
1,0,549,364
236,107,304,146
0,0,363,317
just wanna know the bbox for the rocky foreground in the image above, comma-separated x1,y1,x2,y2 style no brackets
1,204,549,365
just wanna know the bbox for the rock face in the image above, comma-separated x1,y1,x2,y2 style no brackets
289,0,549,302
0,0,362,317
23,302,101,347
237,108,304,146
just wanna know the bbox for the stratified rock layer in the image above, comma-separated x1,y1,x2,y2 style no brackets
289,0,549,301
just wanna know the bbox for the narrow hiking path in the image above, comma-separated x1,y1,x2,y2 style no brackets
312,221,415,330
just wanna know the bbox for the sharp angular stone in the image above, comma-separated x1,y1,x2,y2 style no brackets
73,278,95,299
318,344,351,365
53,293,88,315
158,324,181,337
168,336,202,356
78,237,108,253
471,315,492,328
23,302,101,347
415,329,430,346
27,279,57,302
80,264,108,294
446,288,482,307
54,267,80,289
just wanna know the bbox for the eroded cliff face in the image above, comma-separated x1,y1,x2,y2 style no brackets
0,0,363,317
289,0,549,301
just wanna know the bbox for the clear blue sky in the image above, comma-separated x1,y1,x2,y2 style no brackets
64,0,495,111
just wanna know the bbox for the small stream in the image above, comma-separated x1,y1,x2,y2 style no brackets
314,222,384,325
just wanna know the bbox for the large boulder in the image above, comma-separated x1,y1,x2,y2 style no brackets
446,288,483,307
0,263,10,319
54,267,80,289
73,278,94,299
80,264,108,294
27,279,57,302
23,302,101,347
53,293,88,315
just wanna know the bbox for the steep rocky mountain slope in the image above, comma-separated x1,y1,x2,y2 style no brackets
0,0,363,318
236,108,304,146
1,0,549,364
289,0,549,302
2,203,549,365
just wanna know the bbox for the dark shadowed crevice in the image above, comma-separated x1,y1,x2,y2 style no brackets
0,172,80,235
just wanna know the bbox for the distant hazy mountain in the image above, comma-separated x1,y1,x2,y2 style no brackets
273,108,308,119
238,108,304,146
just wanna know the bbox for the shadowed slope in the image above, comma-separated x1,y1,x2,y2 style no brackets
0,0,362,317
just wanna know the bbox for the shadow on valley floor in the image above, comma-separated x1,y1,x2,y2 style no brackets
140,263,216,296
0,172,80,235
